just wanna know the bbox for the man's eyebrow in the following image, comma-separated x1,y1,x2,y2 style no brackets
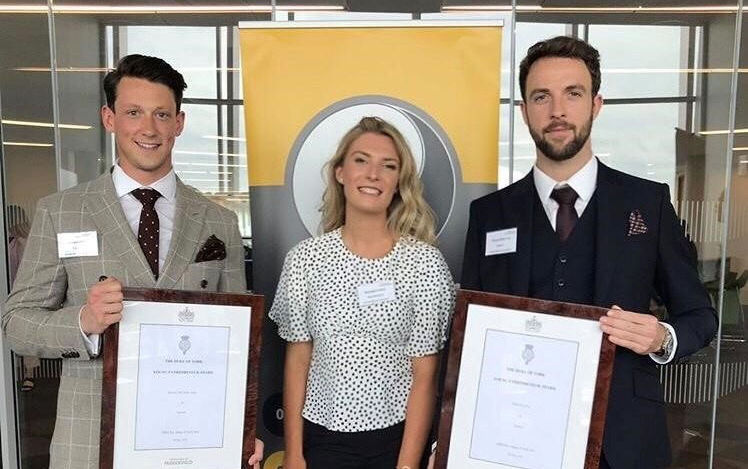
528,87,550,97
566,84,587,92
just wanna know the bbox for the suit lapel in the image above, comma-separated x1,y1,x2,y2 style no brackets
504,172,534,296
158,180,207,289
594,162,628,307
82,174,156,287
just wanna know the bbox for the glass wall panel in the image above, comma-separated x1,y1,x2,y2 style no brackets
712,7,748,467
0,5,58,469
590,25,689,100
52,11,107,188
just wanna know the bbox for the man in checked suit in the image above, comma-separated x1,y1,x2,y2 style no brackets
461,36,717,468
2,55,261,469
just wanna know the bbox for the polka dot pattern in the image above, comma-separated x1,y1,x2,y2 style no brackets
270,228,455,432
131,188,161,278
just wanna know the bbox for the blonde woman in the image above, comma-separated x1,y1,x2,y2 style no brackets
270,117,455,469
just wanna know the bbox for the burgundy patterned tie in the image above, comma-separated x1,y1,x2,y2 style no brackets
131,188,161,278
550,186,579,243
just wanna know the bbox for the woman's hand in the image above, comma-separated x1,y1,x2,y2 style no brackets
247,438,264,468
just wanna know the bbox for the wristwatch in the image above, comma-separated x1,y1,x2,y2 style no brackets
655,325,674,357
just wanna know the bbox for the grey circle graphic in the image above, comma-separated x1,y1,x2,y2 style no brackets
287,95,458,237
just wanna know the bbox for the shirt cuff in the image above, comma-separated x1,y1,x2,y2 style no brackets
649,322,677,364
78,306,101,357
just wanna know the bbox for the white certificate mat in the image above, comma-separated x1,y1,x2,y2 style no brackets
448,304,602,469
114,301,251,469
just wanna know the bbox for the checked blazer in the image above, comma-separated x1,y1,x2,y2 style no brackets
2,172,246,469
461,160,718,469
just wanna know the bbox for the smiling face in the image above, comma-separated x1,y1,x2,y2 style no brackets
101,76,185,185
334,132,400,219
521,56,602,165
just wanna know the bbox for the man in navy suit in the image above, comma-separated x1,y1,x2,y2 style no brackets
461,36,717,468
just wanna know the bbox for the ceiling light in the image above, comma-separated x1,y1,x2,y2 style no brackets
698,128,748,136
173,162,247,168
14,66,241,73
181,178,233,183
603,68,748,74
177,170,232,175
2,119,92,130
203,135,246,142
0,4,344,14
199,190,249,195
2,141,53,147
443,5,738,13
174,150,246,158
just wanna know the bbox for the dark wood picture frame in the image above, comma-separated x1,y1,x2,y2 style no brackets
100,288,264,469
434,289,616,469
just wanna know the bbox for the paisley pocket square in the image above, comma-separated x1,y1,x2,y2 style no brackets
627,210,648,236
195,235,226,262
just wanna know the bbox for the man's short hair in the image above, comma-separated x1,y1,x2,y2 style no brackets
518,36,601,102
103,54,187,111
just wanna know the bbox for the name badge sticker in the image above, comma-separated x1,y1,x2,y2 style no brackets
357,280,397,307
57,231,99,258
485,228,517,256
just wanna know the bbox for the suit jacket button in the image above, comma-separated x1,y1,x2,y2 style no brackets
200,279,208,289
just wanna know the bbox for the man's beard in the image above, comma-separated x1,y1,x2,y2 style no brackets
529,113,593,162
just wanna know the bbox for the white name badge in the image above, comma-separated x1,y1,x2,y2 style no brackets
485,228,517,256
57,231,99,258
357,280,396,307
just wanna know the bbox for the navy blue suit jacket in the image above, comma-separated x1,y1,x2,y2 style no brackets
461,161,718,468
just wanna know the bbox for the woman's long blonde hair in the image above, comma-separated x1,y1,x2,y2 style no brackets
320,116,436,244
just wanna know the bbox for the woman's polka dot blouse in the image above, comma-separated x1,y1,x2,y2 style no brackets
269,228,455,432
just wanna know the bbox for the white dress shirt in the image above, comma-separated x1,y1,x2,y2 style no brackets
532,157,677,364
532,155,598,228
112,164,177,271
83,165,178,355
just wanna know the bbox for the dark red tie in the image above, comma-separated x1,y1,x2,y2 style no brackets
551,186,579,243
131,188,161,278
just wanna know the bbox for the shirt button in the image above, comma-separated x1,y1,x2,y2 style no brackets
200,279,208,289
559,255,567,263
557,279,565,287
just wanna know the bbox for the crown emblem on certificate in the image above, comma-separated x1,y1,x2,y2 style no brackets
522,344,535,364
178,307,195,323
179,335,191,355
525,316,541,333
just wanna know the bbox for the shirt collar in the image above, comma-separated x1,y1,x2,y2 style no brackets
532,156,598,204
112,164,177,202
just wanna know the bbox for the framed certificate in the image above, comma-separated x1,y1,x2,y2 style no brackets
435,290,615,469
100,288,264,469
